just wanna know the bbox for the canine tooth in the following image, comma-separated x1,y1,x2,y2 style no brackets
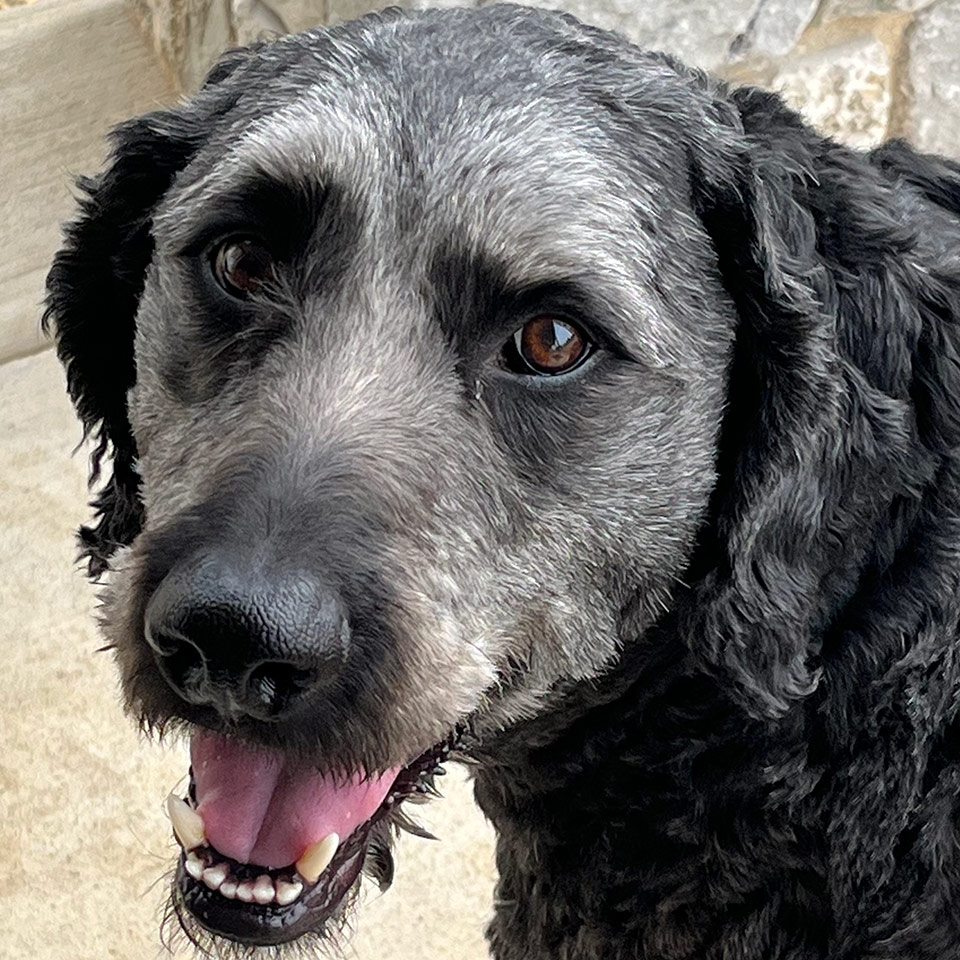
253,875,275,905
236,881,256,903
275,880,303,906
167,793,206,850
184,852,204,881
203,863,229,890
295,833,340,884
219,880,238,899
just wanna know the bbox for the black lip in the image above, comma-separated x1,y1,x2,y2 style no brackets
175,824,370,946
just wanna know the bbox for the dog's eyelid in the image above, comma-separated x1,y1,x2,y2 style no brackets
175,225,273,263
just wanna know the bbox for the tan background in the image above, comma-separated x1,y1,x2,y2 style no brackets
4,0,960,958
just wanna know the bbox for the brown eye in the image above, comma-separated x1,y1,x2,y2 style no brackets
510,316,592,376
211,238,275,298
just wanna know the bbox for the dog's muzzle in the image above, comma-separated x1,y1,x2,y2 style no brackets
142,550,463,945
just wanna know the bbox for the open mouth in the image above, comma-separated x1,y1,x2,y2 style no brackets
168,728,461,946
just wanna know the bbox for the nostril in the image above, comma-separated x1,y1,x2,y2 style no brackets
146,623,209,700
144,621,182,658
245,661,316,716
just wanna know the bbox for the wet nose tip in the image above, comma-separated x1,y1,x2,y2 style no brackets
143,553,350,720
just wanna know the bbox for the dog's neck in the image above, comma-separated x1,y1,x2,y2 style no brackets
471,626,828,960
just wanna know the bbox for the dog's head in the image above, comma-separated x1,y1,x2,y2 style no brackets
44,3,886,950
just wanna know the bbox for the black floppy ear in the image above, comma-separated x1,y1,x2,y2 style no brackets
44,110,205,577
44,46,259,578
678,87,919,720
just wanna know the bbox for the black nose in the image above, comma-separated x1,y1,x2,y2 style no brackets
144,554,350,721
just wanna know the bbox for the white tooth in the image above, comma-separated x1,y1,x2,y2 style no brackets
295,833,340,884
275,880,303,906
184,853,204,881
236,881,256,903
203,863,229,890
219,880,238,900
167,793,206,851
253,875,275,904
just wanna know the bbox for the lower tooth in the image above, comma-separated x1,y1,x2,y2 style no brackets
219,880,238,900
203,864,228,890
275,880,303,906
184,853,204,881
253,875,275,905
236,881,256,903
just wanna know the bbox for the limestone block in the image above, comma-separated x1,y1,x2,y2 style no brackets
232,0,286,44
773,34,891,148
132,0,234,91
897,0,960,158
326,0,478,25
477,0,760,71
730,0,820,59
254,0,327,32
822,0,935,18
231,0,325,44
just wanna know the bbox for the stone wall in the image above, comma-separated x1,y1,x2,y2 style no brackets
133,0,960,157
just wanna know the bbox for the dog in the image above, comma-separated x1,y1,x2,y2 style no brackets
45,4,960,958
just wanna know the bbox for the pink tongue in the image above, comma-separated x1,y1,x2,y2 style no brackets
191,731,401,870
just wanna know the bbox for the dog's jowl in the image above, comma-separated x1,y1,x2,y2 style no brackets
45,4,960,959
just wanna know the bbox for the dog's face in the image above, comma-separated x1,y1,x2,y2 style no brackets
45,5,765,950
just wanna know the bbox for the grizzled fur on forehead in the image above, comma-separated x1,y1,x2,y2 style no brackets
152,21,734,372
44,2,746,572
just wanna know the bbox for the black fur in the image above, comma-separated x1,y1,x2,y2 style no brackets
476,87,960,960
